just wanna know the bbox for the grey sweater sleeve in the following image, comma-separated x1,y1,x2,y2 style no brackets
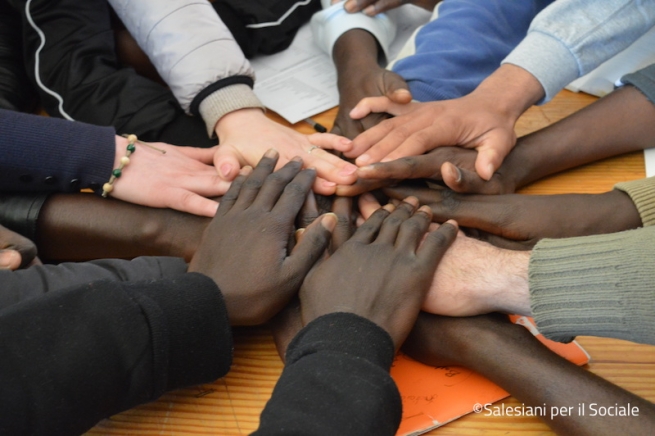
614,176,655,227
621,63,655,106
0,256,188,310
529,227,655,345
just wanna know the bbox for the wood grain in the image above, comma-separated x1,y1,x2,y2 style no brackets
87,90,655,436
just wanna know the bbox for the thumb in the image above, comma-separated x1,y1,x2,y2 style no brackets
474,146,508,182
0,249,22,270
285,213,337,278
213,147,243,181
382,72,412,104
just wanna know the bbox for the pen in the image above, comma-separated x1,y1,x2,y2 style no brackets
303,118,327,133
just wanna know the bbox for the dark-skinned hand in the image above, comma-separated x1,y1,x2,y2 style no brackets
340,145,520,196
384,185,642,249
271,195,356,361
0,224,39,270
188,150,336,326
332,29,412,140
300,197,458,349
343,0,441,15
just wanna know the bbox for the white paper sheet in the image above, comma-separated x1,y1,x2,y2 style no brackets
249,5,432,124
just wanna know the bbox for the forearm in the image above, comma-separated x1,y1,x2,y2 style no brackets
0,273,232,435
334,29,380,89
504,85,655,189
35,193,208,262
464,324,655,435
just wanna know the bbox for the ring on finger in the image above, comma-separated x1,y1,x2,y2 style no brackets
308,145,321,154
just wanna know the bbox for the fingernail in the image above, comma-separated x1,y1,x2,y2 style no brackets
291,156,303,163
445,219,459,230
264,148,279,158
321,213,338,232
295,228,305,239
240,166,253,175
484,164,494,181
220,164,233,178
418,205,432,214
340,138,352,146
363,5,375,16
0,250,20,270
394,89,411,96
403,196,419,207
360,192,375,202
322,181,337,187
445,163,461,183
339,164,358,176
358,165,373,174
357,154,371,165
344,0,356,12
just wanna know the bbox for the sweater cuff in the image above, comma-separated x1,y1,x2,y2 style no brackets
502,31,579,104
286,312,396,371
198,84,264,138
614,177,655,227
529,229,655,345
131,273,233,391
311,1,396,64
620,64,655,106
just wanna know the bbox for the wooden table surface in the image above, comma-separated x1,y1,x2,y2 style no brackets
87,90,655,435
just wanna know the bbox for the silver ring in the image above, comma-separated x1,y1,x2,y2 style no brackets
307,145,320,154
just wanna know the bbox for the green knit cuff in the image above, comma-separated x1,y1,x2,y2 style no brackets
198,84,265,137
614,177,655,227
529,228,655,345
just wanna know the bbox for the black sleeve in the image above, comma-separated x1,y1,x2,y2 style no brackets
253,312,402,436
0,256,189,310
0,272,233,436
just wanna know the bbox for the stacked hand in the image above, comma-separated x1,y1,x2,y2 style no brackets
0,224,38,270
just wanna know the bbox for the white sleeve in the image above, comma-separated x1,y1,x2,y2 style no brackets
107,0,257,116
311,0,396,63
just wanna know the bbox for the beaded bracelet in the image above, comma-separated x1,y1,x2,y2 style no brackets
101,134,166,198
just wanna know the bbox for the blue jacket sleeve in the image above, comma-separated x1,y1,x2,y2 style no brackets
0,109,115,193
390,0,553,102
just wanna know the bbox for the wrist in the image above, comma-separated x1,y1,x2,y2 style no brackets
113,135,129,169
484,249,532,316
472,64,544,121
214,107,267,139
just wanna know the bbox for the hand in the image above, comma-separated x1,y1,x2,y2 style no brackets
188,150,336,326
357,193,531,317
355,146,520,195
271,195,356,360
384,185,643,248
300,197,458,348
0,224,38,270
332,29,412,140
213,108,357,195
111,136,228,217
342,0,441,15
348,64,545,180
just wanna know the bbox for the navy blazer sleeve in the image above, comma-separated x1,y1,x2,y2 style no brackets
0,109,115,192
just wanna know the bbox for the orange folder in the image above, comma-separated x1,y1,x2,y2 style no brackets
391,316,590,435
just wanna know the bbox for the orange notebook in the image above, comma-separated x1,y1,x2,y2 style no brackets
391,316,590,436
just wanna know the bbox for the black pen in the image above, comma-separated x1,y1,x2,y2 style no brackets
303,118,327,133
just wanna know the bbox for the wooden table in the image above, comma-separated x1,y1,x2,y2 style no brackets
87,90,655,435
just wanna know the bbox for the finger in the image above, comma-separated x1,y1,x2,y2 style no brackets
396,206,433,252
174,145,218,165
174,173,233,197
272,168,318,220
332,115,364,141
298,190,319,229
344,0,375,13
331,196,354,252
363,0,405,15
375,197,418,244
335,178,393,197
312,176,337,196
474,135,514,181
164,188,221,217
284,213,337,284
383,185,443,206
349,96,413,120
350,205,393,243
307,133,353,153
358,155,441,180
442,162,497,194
215,167,252,216
251,157,303,211
382,71,412,104
416,220,458,266
233,149,279,209
305,148,358,185
355,120,433,166
358,192,383,221
0,249,22,270
212,146,244,181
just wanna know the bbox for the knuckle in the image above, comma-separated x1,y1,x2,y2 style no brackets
439,190,461,211
283,181,309,197
244,177,264,190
